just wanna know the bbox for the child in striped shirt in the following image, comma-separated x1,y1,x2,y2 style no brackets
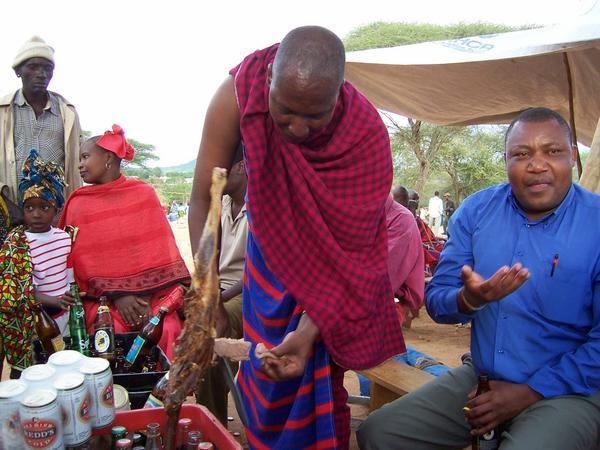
20,150,76,334
0,149,76,375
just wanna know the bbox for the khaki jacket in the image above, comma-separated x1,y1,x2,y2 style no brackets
0,90,82,203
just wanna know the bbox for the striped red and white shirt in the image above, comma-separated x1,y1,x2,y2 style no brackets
25,227,73,297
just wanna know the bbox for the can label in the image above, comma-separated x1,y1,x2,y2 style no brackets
20,400,63,450
94,329,112,353
143,394,163,409
0,402,24,449
83,369,114,429
71,331,90,354
125,336,146,364
56,381,91,446
50,336,65,352
22,419,60,448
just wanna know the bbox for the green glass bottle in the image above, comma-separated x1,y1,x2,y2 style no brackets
69,282,90,356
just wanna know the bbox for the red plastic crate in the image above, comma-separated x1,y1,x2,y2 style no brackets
95,404,242,449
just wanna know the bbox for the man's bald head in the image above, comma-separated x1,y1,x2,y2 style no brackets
271,26,345,93
267,26,346,144
392,185,409,207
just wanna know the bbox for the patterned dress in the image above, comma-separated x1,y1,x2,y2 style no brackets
0,226,36,370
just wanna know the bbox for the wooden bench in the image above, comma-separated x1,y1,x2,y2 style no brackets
358,358,435,411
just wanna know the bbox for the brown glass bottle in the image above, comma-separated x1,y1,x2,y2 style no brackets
472,373,499,450
93,296,115,361
143,371,170,408
32,302,65,354
125,307,168,368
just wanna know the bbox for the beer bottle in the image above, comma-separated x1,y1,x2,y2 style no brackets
184,431,201,450
32,302,65,354
93,296,115,361
145,422,163,450
143,371,170,409
111,425,127,450
116,438,133,449
472,373,500,450
125,307,168,368
175,417,192,450
69,282,90,356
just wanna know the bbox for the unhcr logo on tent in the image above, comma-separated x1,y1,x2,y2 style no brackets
441,34,497,53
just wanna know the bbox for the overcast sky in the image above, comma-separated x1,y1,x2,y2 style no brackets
1,0,598,166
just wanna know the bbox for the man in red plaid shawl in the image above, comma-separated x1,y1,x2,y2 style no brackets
189,26,404,448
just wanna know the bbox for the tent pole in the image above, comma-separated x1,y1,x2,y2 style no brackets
563,52,583,178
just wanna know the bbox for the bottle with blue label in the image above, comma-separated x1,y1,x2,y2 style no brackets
125,306,168,369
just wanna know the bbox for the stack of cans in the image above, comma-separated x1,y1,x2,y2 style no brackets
0,350,115,449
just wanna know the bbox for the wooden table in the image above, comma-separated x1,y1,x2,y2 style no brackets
358,358,434,411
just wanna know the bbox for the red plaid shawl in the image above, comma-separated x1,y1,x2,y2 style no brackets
231,45,404,369
58,175,190,297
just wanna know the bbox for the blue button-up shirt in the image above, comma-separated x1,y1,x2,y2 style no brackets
426,183,600,398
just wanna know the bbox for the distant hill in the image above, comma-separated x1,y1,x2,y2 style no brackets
160,159,196,173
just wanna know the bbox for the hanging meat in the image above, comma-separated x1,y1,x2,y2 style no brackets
163,167,227,450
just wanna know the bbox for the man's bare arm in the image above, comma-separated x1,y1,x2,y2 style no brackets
189,76,241,255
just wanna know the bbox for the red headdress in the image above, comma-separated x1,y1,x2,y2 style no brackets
96,124,135,161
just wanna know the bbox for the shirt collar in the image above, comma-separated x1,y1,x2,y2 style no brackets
13,89,59,115
508,183,575,225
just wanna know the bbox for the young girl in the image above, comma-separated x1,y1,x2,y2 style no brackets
0,149,75,377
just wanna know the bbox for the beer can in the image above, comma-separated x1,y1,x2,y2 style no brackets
79,357,115,429
53,373,92,447
47,350,83,375
113,385,130,412
0,379,27,450
20,364,56,391
20,389,63,450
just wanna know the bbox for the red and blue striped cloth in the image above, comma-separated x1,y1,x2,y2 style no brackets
239,227,347,449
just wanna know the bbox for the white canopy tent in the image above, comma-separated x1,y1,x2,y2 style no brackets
345,17,600,184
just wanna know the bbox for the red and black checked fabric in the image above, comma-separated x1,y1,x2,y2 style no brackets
230,45,405,370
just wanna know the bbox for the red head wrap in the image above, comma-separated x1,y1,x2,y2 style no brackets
96,124,135,161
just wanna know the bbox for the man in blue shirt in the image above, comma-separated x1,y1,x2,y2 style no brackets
357,107,600,450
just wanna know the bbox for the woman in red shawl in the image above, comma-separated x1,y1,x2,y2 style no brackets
58,125,190,359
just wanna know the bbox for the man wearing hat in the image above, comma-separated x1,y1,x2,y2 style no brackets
0,36,82,239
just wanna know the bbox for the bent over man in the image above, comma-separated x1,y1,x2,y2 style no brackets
189,26,403,449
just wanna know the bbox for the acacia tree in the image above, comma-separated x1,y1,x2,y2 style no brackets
386,114,462,193
434,126,507,203
344,22,528,193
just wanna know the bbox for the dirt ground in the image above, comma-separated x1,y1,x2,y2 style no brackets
1,221,470,449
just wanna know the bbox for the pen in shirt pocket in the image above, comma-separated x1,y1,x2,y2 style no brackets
550,253,559,277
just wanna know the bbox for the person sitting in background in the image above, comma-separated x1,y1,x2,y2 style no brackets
195,142,247,424
358,107,600,450
58,125,190,359
0,149,75,378
406,189,445,274
389,187,424,328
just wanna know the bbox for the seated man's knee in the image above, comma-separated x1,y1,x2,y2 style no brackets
357,408,391,450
